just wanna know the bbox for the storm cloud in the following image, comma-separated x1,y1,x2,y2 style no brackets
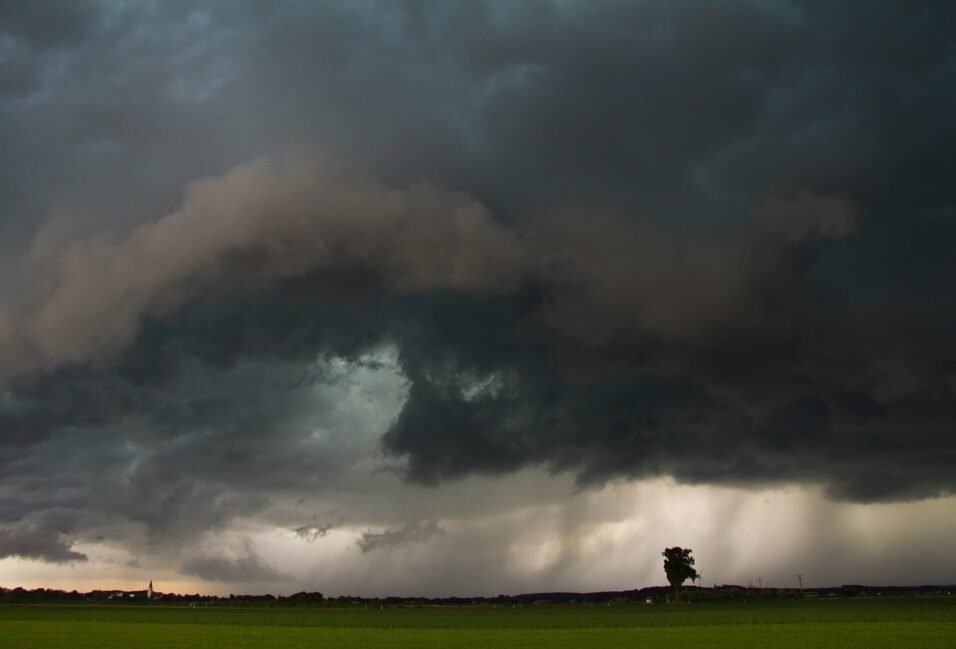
0,155,524,381
181,539,290,583
0,513,87,564
1,0,955,592
357,520,444,553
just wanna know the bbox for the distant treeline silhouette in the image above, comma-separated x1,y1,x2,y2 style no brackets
1,585,952,606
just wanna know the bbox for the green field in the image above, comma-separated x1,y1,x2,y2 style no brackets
2,597,955,648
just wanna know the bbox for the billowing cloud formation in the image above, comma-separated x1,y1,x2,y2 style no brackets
1,156,524,381
357,520,444,554
3,154,951,513
1,1,955,592
754,190,860,242
181,542,288,583
0,513,87,563
293,524,334,543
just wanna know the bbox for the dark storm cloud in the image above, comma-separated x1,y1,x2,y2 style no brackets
0,155,524,382
0,302,399,547
1,0,955,570
357,520,444,553
380,295,956,503
181,545,289,583
0,512,87,563
293,524,334,543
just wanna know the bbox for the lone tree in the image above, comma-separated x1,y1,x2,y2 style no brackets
662,546,698,601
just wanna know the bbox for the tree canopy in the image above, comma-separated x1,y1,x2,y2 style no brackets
662,546,698,593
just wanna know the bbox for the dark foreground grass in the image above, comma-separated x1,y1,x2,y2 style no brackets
4,620,955,648
2,597,954,648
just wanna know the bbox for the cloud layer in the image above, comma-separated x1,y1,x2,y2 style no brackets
1,1,955,590
1,155,524,381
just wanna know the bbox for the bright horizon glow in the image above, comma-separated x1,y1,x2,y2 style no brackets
4,477,956,597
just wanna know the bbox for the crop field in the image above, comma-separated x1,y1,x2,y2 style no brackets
2,596,955,648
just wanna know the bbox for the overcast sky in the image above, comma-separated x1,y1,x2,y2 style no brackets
1,0,955,596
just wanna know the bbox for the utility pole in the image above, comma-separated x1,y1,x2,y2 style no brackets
797,574,803,593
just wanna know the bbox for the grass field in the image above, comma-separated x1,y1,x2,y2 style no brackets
2,596,955,647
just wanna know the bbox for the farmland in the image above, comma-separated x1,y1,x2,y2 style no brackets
2,596,954,648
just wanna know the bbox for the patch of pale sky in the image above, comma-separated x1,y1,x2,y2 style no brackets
5,476,956,596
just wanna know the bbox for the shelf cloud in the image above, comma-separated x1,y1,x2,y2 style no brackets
1,1,954,590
